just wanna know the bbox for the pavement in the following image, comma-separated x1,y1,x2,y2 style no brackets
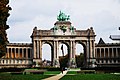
42,70,68,80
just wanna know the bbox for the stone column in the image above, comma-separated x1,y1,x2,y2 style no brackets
56,41,59,59
92,40,95,58
18,48,20,58
86,41,90,59
56,41,59,67
34,40,37,58
69,40,76,67
116,48,118,63
37,40,39,58
72,40,76,67
29,48,32,58
70,41,72,59
108,48,110,57
54,41,56,59
104,48,105,58
72,41,76,59
90,40,92,58
116,48,118,58
7,48,9,58
14,48,16,64
85,41,89,67
39,40,42,60
91,40,96,67
53,41,57,67
26,48,28,59
15,48,16,58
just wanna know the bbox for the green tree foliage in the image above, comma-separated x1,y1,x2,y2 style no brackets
0,0,11,57
59,53,84,68
76,53,84,67
59,54,69,68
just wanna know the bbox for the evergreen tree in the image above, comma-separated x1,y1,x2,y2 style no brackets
0,0,11,57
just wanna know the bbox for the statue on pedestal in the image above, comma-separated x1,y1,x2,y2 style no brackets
57,11,70,21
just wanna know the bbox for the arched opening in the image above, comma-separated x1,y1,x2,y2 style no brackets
75,42,85,68
59,44,68,56
42,43,52,67
59,43,69,68
76,44,84,55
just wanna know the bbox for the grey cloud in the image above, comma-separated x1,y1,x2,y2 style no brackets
8,0,120,43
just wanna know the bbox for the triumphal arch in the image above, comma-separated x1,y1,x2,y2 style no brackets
31,11,96,67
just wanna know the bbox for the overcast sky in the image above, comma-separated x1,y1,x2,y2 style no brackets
7,0,120,60
7,0,120,43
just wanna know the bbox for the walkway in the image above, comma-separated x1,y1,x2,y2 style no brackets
42,70,68,80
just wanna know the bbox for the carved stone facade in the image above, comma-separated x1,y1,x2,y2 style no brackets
31,21,96,68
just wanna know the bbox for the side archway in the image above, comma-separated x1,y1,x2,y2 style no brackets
41,41,53,66
76,41,87,67
58,41,70,67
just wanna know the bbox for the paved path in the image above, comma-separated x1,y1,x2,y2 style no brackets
42,70,68,80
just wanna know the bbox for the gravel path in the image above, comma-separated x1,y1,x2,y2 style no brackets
42,70,68,80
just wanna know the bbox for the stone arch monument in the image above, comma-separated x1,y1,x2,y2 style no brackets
31,11,96,68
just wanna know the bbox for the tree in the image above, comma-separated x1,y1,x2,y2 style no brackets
76,53,84,67
0,0,11,57
59,54,68,68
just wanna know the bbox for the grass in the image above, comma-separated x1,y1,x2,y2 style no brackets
0,71,61,80
44,71,61,75
66,71,77,74
0,68,61,80
0,72,53,80
1,70,120,80
60,74,120,80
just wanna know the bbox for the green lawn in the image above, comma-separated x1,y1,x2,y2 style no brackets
66,71,77,74
0,70,61,80
44,71,61,75
1,71,120,80
0,73,53,80
60,74,120,80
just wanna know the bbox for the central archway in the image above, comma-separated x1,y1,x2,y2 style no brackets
59,41,70,68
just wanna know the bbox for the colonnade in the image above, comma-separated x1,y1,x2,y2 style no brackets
5,47,32,59
0,47,32,65
95,47,120,64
